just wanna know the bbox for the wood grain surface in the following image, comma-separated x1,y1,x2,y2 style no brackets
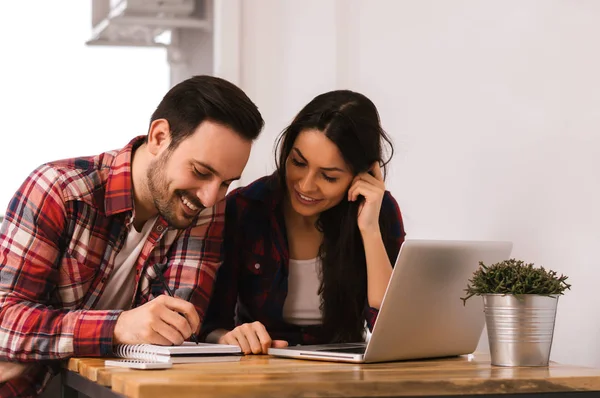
67,353,600,398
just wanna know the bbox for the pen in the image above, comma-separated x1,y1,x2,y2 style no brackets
152,263,200,345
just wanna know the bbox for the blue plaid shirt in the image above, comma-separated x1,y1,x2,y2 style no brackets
201,173,405,345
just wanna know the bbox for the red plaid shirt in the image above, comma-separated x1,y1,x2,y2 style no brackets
0,136,224,396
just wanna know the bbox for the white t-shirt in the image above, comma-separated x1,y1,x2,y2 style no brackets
282,257,323,325
95,216,158,310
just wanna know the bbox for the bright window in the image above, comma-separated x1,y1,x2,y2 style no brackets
0,2,169,213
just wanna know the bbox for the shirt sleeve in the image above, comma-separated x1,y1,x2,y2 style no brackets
199,191,242,340
365,191,406,330
0,165,120,362
158,196,226,330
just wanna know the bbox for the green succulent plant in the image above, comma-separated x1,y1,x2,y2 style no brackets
461,258,571,304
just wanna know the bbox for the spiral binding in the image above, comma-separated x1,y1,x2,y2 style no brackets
115,344,165,362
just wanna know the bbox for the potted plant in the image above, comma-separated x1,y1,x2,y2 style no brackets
461,259,571,367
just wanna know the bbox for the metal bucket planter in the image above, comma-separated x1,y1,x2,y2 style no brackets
483,294,558,366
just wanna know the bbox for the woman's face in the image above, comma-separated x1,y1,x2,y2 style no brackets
285,129,354,218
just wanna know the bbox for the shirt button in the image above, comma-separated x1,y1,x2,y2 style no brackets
254,263,260,270
156,225,164,232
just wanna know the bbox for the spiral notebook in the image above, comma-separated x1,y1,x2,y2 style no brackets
105,359,173,369
112,342,242,364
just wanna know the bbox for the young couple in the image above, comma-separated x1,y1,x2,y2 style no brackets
0,75,404,396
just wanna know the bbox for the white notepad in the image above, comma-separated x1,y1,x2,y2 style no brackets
105,359,173,369
112,342,242,363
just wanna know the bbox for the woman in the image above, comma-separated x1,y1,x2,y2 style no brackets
201,90,406,354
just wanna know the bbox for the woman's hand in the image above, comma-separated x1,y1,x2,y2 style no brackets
217,322,288,355
348,162,386,234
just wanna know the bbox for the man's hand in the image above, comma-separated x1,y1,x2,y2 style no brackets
214,322,288,354
0,361,30,383
113,295,200,346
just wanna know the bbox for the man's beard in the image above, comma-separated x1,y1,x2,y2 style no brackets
146,151,205,229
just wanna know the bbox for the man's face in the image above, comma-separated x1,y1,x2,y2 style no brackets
147,120,251,229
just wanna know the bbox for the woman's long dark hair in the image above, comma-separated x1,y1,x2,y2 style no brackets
275,90,396,343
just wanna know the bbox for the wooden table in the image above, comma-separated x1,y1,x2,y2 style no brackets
62,353,600,398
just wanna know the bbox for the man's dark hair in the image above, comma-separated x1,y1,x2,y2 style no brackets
149,75,264,148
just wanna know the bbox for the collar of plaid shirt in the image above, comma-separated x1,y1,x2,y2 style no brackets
102,137,139,216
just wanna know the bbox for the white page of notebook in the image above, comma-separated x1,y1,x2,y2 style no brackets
136,342,241,356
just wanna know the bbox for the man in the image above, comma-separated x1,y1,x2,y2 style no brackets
0,75,264,396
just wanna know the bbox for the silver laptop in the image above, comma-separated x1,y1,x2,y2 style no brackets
268,239,512,363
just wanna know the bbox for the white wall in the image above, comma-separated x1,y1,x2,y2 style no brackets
169,0,214,84
224,0,600,367
236,1,344,179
